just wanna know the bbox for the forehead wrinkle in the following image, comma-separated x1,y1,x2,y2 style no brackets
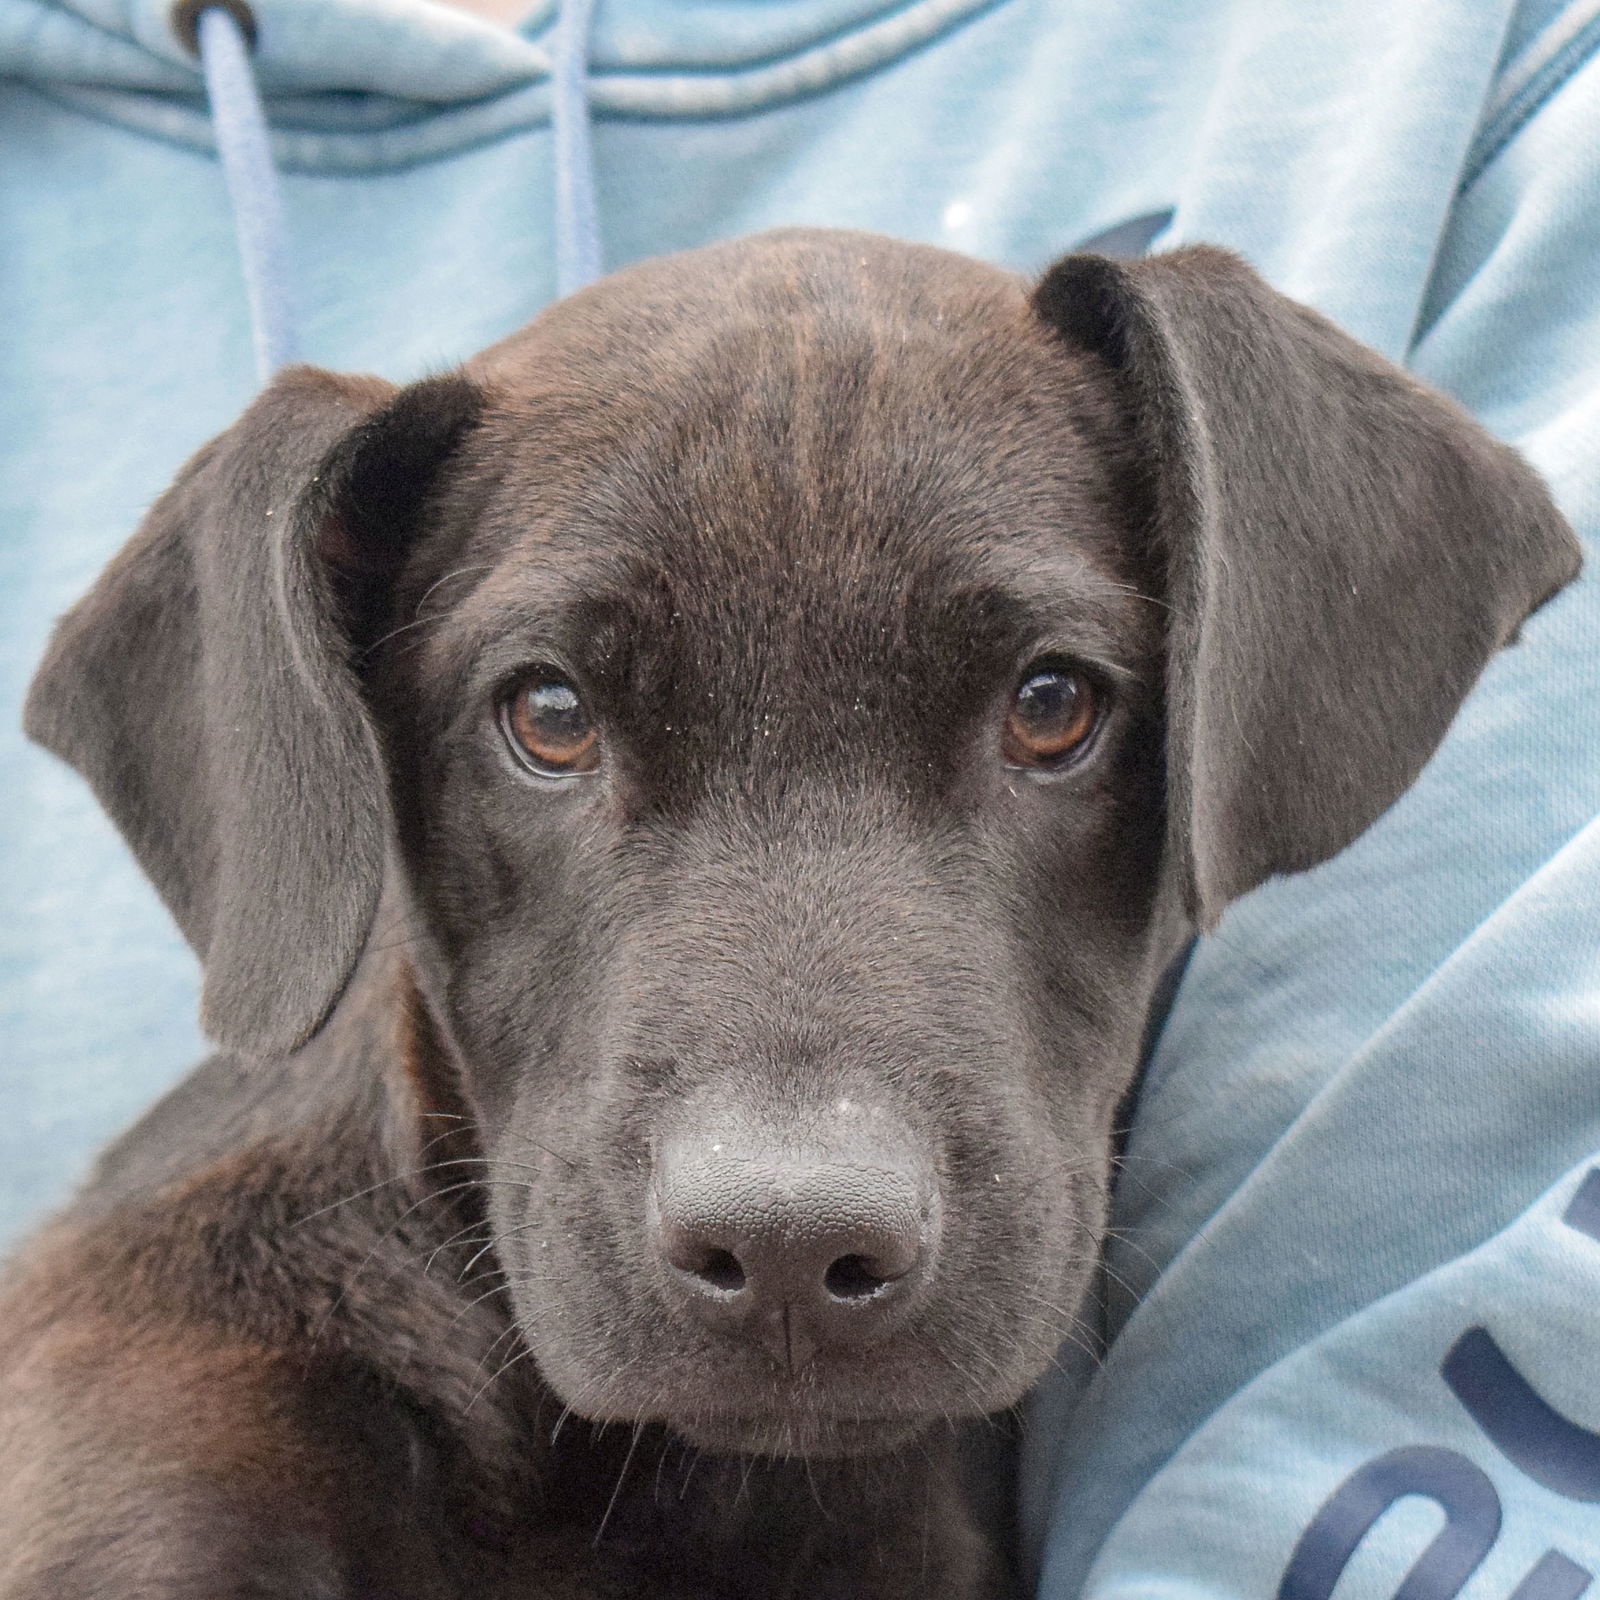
973,542,1163,680
420,445,1150,722
420,533,635,701
419,251,1144,716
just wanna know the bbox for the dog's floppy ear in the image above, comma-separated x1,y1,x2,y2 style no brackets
24,365,483,1057
1034,245,1580,927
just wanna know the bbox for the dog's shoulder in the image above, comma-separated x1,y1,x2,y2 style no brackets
74,1021,385,1220
0,969,547,1593
0,956,512,1425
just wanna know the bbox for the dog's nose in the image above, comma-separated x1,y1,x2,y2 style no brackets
651,1135,936,1372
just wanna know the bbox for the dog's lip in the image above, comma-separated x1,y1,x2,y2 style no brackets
561,1329,1037,1444
664,1408,926,1458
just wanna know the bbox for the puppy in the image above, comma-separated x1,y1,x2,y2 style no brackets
0,229,1577,1599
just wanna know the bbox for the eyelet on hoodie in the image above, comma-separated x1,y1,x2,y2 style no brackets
170,0,259,56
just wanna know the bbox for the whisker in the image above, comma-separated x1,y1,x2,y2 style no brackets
592,1424,644,1549
360,564,497,659
550,1403,576,1448
465,1337,542,1413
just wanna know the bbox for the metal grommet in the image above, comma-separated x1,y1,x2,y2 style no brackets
171,0,259,55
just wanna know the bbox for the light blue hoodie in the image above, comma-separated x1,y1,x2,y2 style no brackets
5,2,1600,1596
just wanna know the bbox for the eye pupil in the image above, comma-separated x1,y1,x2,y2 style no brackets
528,680,581,733
1003,667,1100,768
1017,672,1078,726
503,674,599,775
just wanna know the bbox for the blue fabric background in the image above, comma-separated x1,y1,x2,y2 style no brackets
5,2,1599,1593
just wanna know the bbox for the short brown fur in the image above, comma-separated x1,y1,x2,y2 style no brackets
3,230,1577,1598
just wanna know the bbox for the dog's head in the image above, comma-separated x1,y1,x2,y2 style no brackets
26,230,1578,1456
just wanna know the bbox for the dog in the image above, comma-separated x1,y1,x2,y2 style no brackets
0,228,1578,1599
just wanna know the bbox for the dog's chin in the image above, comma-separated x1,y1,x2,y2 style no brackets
663,1410,930,1459
540,1325,1046,1460
547,1355,941,1457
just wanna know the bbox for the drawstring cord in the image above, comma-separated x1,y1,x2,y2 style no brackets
195,4,298,381
552,0,602,298
189,0,603,385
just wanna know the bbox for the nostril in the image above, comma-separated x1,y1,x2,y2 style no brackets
657,1217,749,1295
664,1235,748,1295
824,1252,894,1300
695,1247,747,1294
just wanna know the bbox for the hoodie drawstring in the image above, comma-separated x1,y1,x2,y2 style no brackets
551,0,601,298
195,4,298,382
189,0,602,386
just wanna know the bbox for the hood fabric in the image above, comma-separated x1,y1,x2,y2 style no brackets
190,0,595,372
4,0,1003,167
7,2,1600,1597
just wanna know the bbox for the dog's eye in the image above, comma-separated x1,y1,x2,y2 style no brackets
500,675,600,777
1003,666,1101,769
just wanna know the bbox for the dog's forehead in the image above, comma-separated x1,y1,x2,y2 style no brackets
426,231,1149,693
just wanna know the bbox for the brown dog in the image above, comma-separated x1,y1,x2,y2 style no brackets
0,230,1578,1599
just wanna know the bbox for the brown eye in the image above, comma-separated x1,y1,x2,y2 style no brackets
500,674,599,776
1002,666,1101,769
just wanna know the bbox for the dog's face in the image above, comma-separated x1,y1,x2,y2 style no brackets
378,248,1166,1448
26,230,1578,1457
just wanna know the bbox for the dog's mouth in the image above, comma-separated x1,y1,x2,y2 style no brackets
551,1339,971,1459
595,1343,1001,1459
663,1408,929,1459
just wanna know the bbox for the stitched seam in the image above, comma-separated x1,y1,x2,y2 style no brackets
12,0,1007,173
574,0,975,78
1461,3,1600,192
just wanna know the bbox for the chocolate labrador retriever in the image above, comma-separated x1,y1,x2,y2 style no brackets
1,229,1577,1599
